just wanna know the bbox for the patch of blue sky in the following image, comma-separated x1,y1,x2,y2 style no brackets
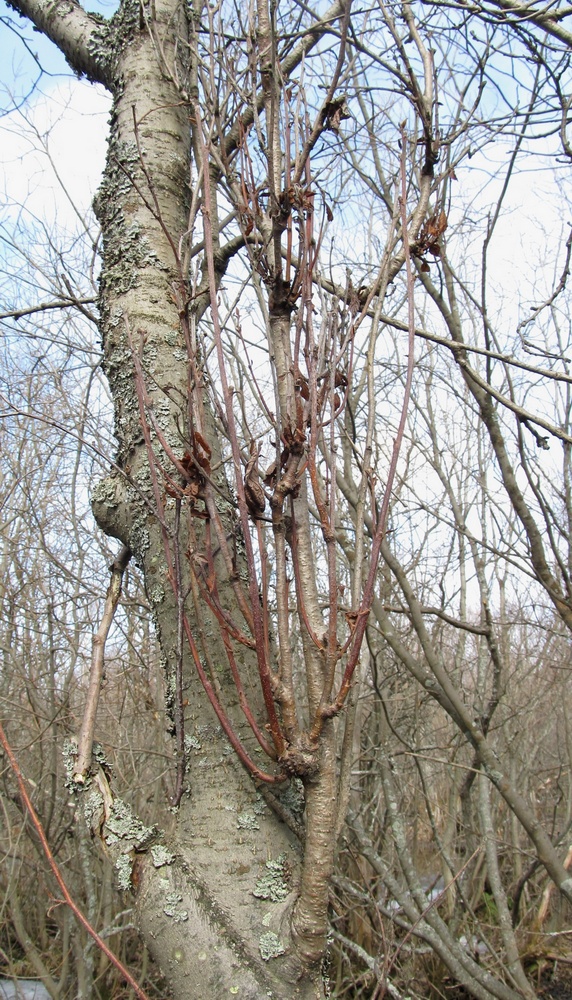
0,0,119,94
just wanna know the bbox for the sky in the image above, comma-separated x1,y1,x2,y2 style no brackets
0,2,111,231
1,0,570,366
1,0,571,627
1,79,110,223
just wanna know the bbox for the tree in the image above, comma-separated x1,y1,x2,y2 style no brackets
1,0,572,997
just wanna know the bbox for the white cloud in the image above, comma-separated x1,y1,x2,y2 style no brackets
0,77,111,228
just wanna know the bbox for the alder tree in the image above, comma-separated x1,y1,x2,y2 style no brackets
2,0,572,997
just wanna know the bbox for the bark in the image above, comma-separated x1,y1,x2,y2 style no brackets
83,2,324,994
6,0,110,85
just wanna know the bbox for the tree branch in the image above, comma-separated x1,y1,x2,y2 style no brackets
6,0,112,86
0,721,152,1000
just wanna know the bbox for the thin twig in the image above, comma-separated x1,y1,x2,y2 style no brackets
0,722,152,1000
318,123,418,723
74,546,131,783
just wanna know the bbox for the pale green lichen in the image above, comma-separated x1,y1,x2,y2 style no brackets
91,477,119,509
105,797,157,848
95,130,163,305
92,741,111,767
184,734,202,753
279,778,305,820
83,788,104,828
133,468,152,488
94,138,139,214
151,845,174,868
84,15,113,81
143,341,158,365
129,519,150,561
237,812,260,831
62,738,78,786
148,583,165,606
485,767,504,785
106,221,153,294
108,307,124,329
115,852,133,890
163,891,188,923
154,399,174,434
259,931,285,961
253,855,289,902
253,794,267,816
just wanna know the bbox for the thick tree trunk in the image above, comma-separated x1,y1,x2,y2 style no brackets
81,1,327,995
7,0,339,990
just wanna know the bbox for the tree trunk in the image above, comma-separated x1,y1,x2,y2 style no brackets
81,0,325,994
